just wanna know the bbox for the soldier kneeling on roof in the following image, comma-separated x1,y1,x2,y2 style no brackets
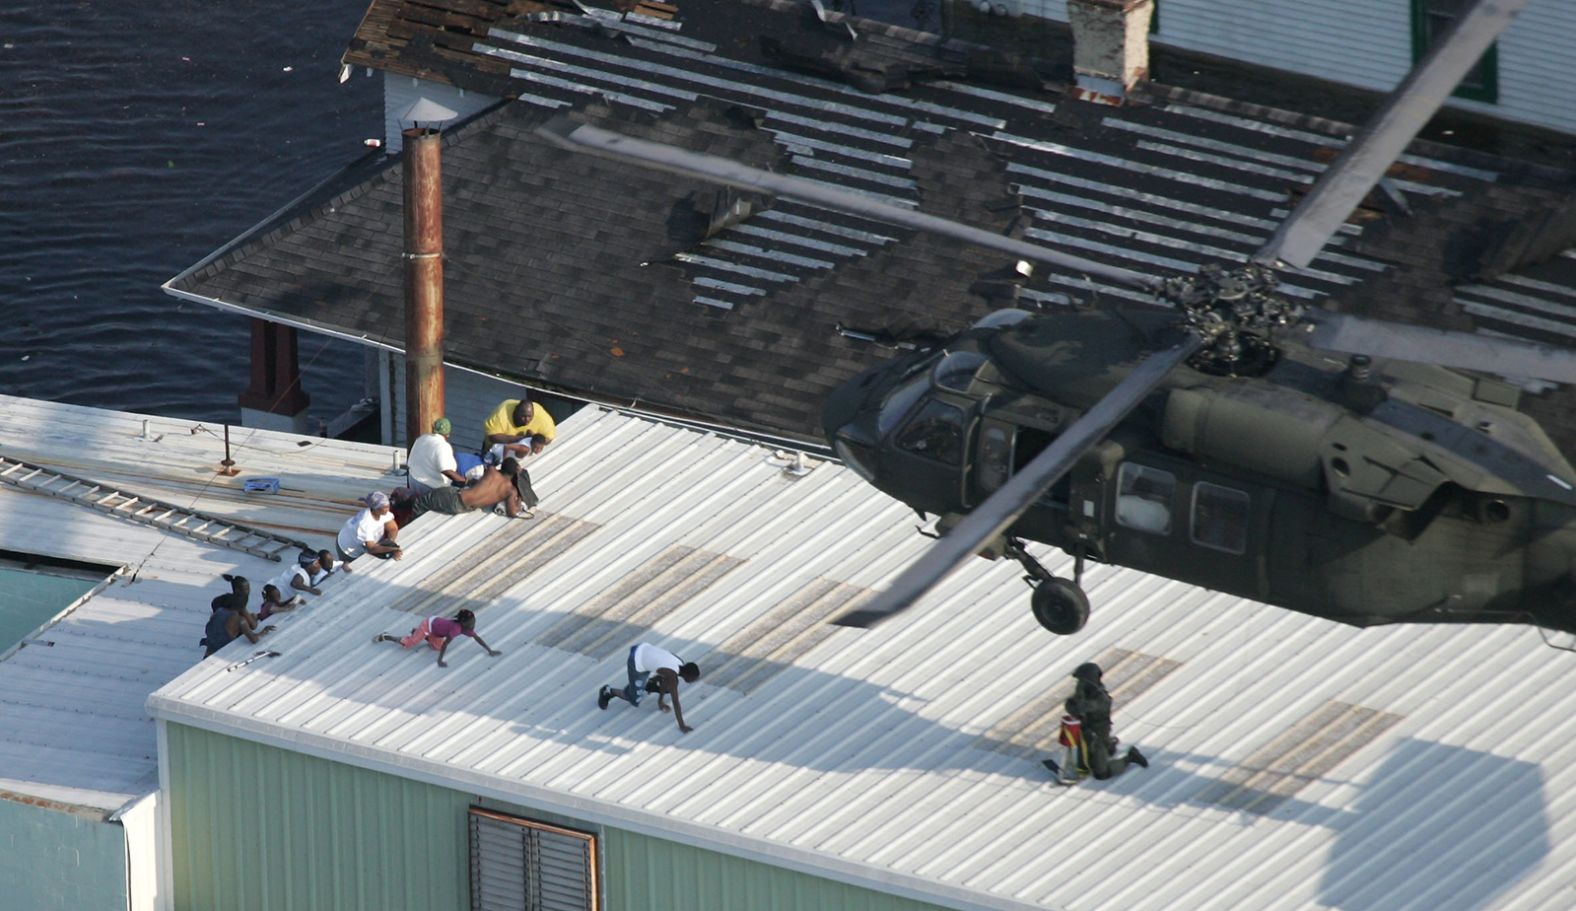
1067,662,1148,780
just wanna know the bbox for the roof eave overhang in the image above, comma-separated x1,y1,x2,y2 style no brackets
147,693,1034,911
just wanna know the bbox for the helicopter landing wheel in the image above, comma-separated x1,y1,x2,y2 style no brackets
1031,578,1090,635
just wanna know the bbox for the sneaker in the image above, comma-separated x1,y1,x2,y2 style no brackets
373,633,389,644
1126,746,1149,769
597,686,612,711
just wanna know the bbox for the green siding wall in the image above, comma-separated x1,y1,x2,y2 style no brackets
166,724,472,911
602,828,956,911
0,798,126,911
167,724,954,911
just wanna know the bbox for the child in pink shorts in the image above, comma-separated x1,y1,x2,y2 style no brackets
374,608,500,668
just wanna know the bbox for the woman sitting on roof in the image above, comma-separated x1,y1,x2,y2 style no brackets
336,491,403,564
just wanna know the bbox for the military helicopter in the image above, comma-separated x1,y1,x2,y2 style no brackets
544,0,1576,637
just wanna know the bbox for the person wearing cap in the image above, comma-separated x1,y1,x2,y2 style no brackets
1066,662,1148,780
481,395,557,460
335,491,403,564
407,417,466,495
310,548,349,583
258,551,331,618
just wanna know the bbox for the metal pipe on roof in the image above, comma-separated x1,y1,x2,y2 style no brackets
403,127,446,449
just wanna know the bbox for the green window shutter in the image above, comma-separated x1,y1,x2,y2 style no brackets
470,808,599,911
1410,0,1500,102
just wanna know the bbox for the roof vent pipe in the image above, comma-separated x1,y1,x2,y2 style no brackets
399,98,457,447
1067,0,1153,105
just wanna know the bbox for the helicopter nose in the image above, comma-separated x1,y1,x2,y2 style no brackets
821,363,887,446
823,365,892,483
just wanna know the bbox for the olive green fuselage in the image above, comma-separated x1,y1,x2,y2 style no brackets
827,308,1576,632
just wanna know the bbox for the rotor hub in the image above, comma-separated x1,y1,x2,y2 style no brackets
1158,264,1303,376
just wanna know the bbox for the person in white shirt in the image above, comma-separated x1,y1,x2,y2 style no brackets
407,417,465,494
336,491,402,563
597,642,701,734
307,548,347,585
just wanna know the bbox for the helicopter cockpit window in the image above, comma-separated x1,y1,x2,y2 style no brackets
1191,482,1250,554
932,351,986,395
1115,463,1175,536
896,400,966,466
877,374,930,436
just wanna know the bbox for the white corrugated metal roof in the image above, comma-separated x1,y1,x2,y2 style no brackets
149,405,1576,911
0,394,405,813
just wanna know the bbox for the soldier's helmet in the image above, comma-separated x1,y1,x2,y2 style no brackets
1071,662,1102,682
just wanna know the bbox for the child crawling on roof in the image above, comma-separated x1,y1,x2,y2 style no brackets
374,608,501,668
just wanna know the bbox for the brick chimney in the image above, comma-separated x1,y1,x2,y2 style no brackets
1067,0,1154,105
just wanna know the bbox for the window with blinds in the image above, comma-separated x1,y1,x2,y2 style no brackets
468,807,599,911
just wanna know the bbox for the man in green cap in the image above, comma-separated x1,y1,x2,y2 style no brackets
407,416,466,494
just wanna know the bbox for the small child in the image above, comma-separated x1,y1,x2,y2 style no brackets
374,608,501,668
257,584,301,621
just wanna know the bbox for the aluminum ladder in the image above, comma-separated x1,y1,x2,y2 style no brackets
0,455,309,562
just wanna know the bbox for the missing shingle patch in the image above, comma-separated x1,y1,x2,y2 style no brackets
975,648,1182,759
704,578,870,694
536,544,744,659
1197,701,1402,815
384,513,599,616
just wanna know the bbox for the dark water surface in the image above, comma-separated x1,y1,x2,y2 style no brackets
0,1,379,424
10,1,1553,429
0,1,942,428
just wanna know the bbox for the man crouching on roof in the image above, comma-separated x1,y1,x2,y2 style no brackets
598,642,701,734
409,457,526,520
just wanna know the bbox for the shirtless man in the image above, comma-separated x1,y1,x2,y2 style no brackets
410,457,525,519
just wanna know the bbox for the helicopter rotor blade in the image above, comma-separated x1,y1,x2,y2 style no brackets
1253,0,1529,270
537,118,1158,292
833,333,1204,629
1302,310,1576,384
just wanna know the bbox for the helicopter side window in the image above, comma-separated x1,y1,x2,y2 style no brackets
977,425,1012,493
895,400,966,466
1191,482,1250,554
1016,426,1070,506
1115,463,1175,536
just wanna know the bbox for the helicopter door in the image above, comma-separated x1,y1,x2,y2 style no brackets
968,420,1075,548
969,419,1013,506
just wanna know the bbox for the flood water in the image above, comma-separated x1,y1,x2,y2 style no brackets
0,1,380,425
0,1,940,429
6,0,1560,430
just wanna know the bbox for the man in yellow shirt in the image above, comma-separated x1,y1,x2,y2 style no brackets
481,395,557,459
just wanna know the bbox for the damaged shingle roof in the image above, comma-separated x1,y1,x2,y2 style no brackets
169,0,1576,444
